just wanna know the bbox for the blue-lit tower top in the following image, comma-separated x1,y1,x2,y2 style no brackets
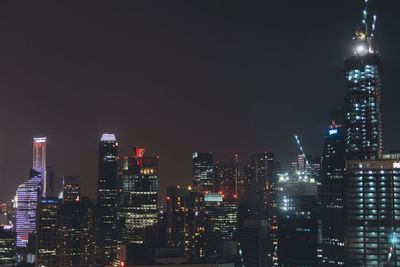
344,0,382,160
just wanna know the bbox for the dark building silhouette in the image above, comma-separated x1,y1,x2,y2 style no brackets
166,186,206,262
276,178,318,267
214,155,239,199
319,111,346,266
96,133,118,264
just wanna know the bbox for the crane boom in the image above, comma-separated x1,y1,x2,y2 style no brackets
294,134,309,166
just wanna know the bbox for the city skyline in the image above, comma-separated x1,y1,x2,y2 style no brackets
1,1,400,204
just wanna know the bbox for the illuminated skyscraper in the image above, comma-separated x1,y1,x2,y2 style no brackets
319,111,346,266
204,192,238,242
345,160,400,266
344,3,382,161
15,169,42,248
192,152,214,191
33,137,47,197
96,133,118,264
118,147,159,245
0,226,16,265
36,197,59,267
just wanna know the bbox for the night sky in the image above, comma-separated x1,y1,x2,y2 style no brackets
0,1,399,202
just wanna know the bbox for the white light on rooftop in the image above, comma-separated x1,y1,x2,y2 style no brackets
101,133,116,142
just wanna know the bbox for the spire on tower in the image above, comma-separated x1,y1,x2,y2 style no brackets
353,0,377,55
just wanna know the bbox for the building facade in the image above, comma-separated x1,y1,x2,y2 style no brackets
192,152,214,192
319,111,346,266
118,147,159,245
96,133,119,264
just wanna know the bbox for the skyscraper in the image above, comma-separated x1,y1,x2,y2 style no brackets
33,137,47,197
96,133,118,264
276,176,318,267
344,3,382,161
166,186,206,261
345,160,400,266
192,152,214,191
15,169,42,248
319,111,346,266
214,155,240,199
0,226,16,265
36,197,59,267
118,147,159,245
248,152,277,218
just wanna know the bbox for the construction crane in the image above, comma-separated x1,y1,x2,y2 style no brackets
294,134,309,167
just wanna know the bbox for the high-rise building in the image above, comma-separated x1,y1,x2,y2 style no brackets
248,152,278,218
36,197,59,267
192,152,214,191
239,152,279,267
15,169,42,248
96,133,118,264
345,160,400,266
166,186,206,261
276,176,318,267
344,3,382,161
58,197,96,267
62,176,80,203
204,192,238,242
319,111,346,266
0,226,16,265
214,155,239,199
118,147,159,245
239,218,269,267
33,137,47,197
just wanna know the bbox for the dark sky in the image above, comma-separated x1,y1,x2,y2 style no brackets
0,0,399,202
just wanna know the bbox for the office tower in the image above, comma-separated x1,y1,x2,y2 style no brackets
239,219,269,267
248,152,278,218
192,152,214,191
345,160,400,266
15,169,42,248
344,3,382,161
118,147,159,244
276,176,318,266
96,133,118,264
62,176,80,203
319,111,346,266
214,155,240,199
0,226,16,265
166,186,206,261
239,152,279,266
33,137,47,197
204,192,238,242
58,197,96,267
36,197,59,267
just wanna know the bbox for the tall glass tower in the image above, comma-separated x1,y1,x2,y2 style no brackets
118,147,159,244
344,1,382,160
96,133,118,265
33,137,47,197
319,111,346,266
